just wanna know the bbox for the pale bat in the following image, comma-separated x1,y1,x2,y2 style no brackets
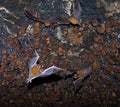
26,50,64,84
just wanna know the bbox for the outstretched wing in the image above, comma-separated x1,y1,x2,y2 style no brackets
41,65,64,76
27,64,64,83
27,50,40,83
28,50,39,72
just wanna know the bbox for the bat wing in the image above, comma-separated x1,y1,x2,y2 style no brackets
73,77,83,91
41,66,64,76
28,50,39,71
27,65,64,83
27,50,40,83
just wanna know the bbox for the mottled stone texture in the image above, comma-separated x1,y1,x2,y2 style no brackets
0,0,120,106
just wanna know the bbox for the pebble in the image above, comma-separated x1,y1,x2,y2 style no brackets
104,13,113,19
97,24,105,33
94,35,103,43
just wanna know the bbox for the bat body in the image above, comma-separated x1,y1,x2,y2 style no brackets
27,50,64,84
24,7,70,27
24,8,56,26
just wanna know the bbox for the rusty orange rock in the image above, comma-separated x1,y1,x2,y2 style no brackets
18,27,25,37
97,24,105,33
58,47,63,56
92,20,98,27
104,13,113,19
92,61,101,71
94,35,103,43
34,38,40,48
34,22,40,35
46,37,50,45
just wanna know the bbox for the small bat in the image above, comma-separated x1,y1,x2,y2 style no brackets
73,0,82,22
24,7,70,27
69,0,82,25
73,68,92,91
26,50,64,84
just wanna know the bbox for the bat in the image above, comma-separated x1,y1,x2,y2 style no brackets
73,0,82,22
24,7,70,27
26,50,64,84
73,68,92,91
68,0,82,25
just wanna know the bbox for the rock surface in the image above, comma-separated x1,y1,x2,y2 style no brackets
0,0,120,106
